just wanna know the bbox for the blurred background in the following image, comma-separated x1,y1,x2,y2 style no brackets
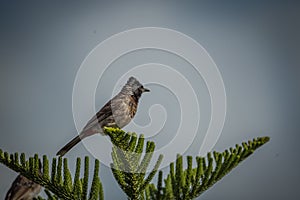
0,0,299,199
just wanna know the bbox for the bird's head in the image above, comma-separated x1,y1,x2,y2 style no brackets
121,77,150,99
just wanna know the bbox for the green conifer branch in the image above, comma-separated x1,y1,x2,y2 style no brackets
156,171,163,199
141,136,270,200
104,127,164,200
0,150,104,200
0,128,269,200
82,156,90,200
139,154,163,193
73,158,82,198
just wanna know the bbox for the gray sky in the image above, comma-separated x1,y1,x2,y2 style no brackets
0,1,299,199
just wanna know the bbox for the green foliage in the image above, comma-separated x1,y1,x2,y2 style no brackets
0,127,270,200
0,152,103,200
142,136,270,200
104,128,163,200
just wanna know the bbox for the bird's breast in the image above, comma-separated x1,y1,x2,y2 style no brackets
110,95,138,128
128,96,137,118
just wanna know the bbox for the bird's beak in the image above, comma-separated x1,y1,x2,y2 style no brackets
143,88,150,92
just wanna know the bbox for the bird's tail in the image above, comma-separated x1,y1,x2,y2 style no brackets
56,135,81,156
56,129,96,156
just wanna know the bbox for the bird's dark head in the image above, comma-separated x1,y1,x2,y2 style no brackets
121,77,150,99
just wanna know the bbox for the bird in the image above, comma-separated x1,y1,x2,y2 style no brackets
56,76,150,156
5,162,42,200
5,175,42,200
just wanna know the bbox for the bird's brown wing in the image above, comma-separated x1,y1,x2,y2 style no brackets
5,175,23,200
57,99,117,156
81,100,113,133
5,175,37,200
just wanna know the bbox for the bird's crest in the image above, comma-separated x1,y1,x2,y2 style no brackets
121,77,143,94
